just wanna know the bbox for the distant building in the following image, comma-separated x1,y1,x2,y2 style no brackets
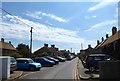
0,38,16,55
34,44,58,56
80,44,93,55
34,44,70,57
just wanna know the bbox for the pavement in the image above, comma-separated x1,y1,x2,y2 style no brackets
4,71,23,81
77,58,99,81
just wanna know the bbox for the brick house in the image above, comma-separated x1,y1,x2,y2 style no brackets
34,44,58,56
93,27,120,60
0,38,16,55
80,44,93,55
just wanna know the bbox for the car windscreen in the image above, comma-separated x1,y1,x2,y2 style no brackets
94,56,105,61
11,57,16,62
28,59,34,63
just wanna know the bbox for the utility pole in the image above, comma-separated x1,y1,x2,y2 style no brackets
70,48,72,53
81,43,83,50
30,27,33,58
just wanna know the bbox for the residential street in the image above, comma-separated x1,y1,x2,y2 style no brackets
19,58,78,79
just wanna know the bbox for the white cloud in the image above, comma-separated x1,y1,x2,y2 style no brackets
86,20,117,31
2,14,84,44
25,11,67,23
88,0,117,11
85,15,97,19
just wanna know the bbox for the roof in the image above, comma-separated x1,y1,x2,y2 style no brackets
48,47,57,53
0,41,16,50
89,54,107,56
16,58,32,60
101,30,120,47
94,39,106,49
34,46,58,54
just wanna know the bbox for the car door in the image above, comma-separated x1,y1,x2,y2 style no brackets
17,60,29,69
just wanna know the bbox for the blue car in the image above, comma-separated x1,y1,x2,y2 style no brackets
16,58,41,71
34,57,55,67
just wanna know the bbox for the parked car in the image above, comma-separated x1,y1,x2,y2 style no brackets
53,56,66,62
16,58,41,71
10,57,17,73
44,56,59,65
34,57,55,67
66,55,72,61
83,54,114,72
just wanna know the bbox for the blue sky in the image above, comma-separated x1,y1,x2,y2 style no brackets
1,1,118,53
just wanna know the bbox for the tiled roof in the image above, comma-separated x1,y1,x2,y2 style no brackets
48,47,57,53
0,41,16,50
34,46,58,54
94,39,106,49
101,30,120,47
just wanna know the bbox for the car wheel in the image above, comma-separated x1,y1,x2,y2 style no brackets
30,66,35,71
89,66,95,72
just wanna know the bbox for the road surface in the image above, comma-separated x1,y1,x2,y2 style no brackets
20,57,78,79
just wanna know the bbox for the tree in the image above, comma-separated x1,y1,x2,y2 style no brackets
16,43,30,58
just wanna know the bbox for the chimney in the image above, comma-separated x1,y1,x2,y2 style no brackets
1,38,4,42
102,37,104,41
51,45,55,48
9,41,11,44
44,44,48,47
97,40,100,45
112,27,117,35
88,45,91,48
55,48,59,51
106,34,109,39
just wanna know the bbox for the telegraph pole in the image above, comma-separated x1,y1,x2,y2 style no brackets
81,43,83,50
70,48,72,53
30,27,33,58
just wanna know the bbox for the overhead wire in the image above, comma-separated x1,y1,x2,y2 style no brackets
0,7,43,36
0,7,33,28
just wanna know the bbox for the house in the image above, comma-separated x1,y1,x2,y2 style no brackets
34,44,70,57
0,38,16,55
80,44,93,55
34,44,58,56
93,27,120,60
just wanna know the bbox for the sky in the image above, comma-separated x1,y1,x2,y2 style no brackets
1,1,119,53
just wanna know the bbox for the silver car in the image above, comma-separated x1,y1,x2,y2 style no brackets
10,57,17,73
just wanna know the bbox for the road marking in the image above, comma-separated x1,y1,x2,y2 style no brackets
72,58,79,81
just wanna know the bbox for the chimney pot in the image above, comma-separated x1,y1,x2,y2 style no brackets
112,27,117,35
106,34,109,39
51,45,55,48
88,45,91,48
97,40,100,45
102,37,104,41
1,38,4,42
9,41,11,44
55,48,59,51
44,44,48,47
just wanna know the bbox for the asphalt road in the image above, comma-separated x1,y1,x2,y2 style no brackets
19,57,78,79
